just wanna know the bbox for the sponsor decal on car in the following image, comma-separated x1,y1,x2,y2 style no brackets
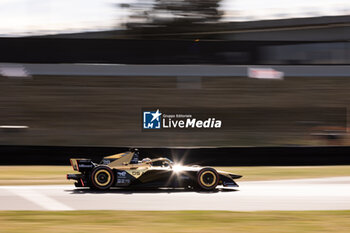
78,164,93,168
116,179,130,185
117,171,127,177
101,159,111,165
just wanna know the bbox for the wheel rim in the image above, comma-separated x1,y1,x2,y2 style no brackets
94,170,111,186
200,171,217,187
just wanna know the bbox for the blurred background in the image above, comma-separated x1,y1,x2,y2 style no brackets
1,0,350,164
1,3,350,230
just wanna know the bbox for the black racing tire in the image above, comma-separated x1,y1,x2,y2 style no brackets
91,166,114,190
197,168,219,191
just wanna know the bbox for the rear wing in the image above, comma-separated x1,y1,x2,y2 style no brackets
70,158,94,171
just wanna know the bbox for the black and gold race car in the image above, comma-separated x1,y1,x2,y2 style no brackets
67,149,242,191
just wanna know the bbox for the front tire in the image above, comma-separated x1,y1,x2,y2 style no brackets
91,166,114,190
197,168,219,191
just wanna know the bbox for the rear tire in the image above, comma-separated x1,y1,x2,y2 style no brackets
197,168,219,191
91,166,114,190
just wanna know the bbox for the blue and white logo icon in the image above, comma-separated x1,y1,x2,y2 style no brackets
143,109,162,129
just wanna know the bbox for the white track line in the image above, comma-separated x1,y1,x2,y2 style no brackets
7,188,73,211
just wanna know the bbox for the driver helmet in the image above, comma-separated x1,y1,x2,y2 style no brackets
141,158,152,164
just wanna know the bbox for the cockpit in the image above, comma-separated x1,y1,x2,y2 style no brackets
99,150,174,169
140,157,173,168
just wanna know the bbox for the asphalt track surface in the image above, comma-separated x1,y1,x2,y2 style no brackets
1,177,350,211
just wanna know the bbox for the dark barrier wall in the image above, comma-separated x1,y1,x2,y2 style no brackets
1,145,350,166
2,38,350,65
0,38,320,65
0,38,257,64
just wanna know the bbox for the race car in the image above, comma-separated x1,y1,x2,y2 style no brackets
67,149,242,191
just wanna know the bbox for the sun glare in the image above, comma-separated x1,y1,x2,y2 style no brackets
172,164,183,173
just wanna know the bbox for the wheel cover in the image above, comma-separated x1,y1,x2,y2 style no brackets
200,171,217,187
94,170,111,186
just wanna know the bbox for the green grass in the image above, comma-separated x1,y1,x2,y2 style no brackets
0,210,349,233
0,165,349,185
